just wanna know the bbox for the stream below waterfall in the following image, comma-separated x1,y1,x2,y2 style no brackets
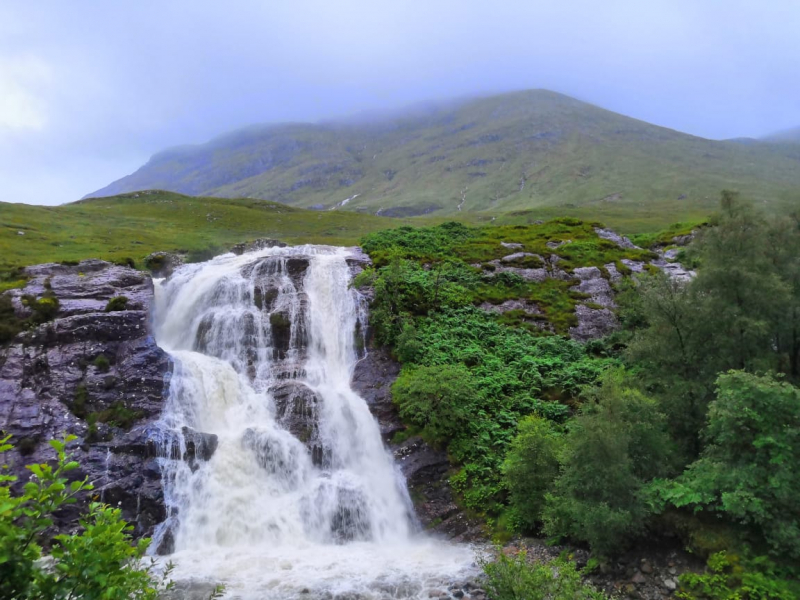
150,245,476,599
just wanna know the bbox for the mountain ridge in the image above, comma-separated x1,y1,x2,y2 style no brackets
87,89,800,222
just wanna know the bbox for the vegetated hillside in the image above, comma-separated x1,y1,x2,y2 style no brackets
0,190,430,281
358,197,800,597
87,90,800,228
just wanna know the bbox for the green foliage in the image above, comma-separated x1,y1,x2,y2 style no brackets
677,552,799,600
624,192,800,460
542,370,673,556
93,354,110,372
479,548,608,600
0,434,174,599
104,296,129,312
91,403,144,431
397,308,611,513
392,364,481,446
0,294,23,344
21,292,60,324
501,416,563,530
360,221,475,266
655,372,800,559
367,258,477,346
362,218,651,340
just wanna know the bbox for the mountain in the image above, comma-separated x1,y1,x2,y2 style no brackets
763,126,800,144
87,90,800,224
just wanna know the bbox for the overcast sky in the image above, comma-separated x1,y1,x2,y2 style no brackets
2,1,799,206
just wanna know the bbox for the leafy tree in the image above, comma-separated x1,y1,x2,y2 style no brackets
543,371,672,556
625,192,797,459
656,372,800,559
0,434,176,599
502,416,563,529
691,192,788,374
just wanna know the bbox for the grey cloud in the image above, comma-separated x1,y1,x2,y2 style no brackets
1,0,798,205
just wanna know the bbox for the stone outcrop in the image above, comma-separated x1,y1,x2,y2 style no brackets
0,260,171,538
479,230,696,342
568,266,618,342
144,252,184,278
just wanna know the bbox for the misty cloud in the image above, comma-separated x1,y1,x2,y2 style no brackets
1,0,799,205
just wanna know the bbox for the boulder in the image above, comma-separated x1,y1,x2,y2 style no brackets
144,252,184,278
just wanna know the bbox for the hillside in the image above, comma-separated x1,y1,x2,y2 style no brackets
763,125,800,143
0,191,429,280
87,90,800,226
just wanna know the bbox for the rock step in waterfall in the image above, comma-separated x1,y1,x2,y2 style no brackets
150,245,475,599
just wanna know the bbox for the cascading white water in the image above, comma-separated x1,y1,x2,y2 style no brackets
151,245,474,599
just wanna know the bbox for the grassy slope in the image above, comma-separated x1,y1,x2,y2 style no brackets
87,90,800,230
0,191,441,276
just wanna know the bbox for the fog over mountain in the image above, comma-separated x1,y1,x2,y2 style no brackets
2,0,799,206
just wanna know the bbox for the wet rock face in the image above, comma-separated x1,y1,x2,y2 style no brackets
351,345,484,542
0,260,171,539
271,380,328,466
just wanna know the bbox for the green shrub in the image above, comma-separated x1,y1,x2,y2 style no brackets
479,549,608,600
143,253,165,272
93,354,110,372
21,293,60,324
392,364,481,446
0,294,24,344
655,372,800,559
502,415,563,530
0,434,175,600
71,385,89,419
395,308,610,513
677,552,799,600
113,257,136,269
105,296,129,312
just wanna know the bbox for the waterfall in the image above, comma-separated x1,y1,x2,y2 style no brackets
151,245,474,599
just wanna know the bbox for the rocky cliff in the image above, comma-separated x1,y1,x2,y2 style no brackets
0,260,171,538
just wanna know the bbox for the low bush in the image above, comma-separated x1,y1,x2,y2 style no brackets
480,548,608,600
0,434,175,600
677,552,799,600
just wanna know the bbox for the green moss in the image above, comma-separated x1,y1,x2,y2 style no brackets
87,402,143,431
0,294,23,344
269,312,291,329
104,296,128,312
72,385,89,419
93,354,111,372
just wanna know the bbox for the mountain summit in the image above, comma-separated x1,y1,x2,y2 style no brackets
87,90,800,219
